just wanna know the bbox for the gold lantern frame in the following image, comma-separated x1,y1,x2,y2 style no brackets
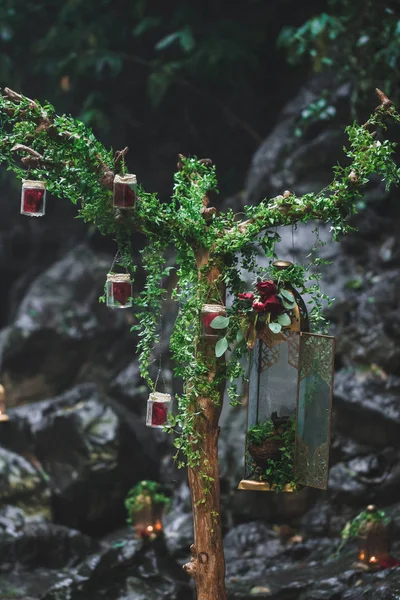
0,384,8,422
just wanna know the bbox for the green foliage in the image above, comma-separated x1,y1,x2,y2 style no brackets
125,480,170,526
278,0,400,120
1,89,400,475
247,418,298,492
336,506,390,555
341,508,390,541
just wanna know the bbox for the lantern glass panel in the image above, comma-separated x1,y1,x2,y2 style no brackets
106,274,132,308
295,333,335,490
146,392,172,428
20,180,46,216
243,331,299,488
113,174,137,209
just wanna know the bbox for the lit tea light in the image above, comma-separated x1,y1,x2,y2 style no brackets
369,556,377,563
359,552,365,561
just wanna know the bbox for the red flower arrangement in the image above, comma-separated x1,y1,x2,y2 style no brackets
236,279,296,334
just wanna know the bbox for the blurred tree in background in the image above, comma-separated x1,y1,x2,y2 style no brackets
0,0,326,196
1,0,399,195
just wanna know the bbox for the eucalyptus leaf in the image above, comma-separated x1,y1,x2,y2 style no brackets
268,322,282,334
282,298,296,309
215,337,228,357
277,313,291,326
279,288,294,302
210,316,230,329
236,329,244,342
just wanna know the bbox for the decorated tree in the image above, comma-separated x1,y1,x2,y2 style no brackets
1,86,400,600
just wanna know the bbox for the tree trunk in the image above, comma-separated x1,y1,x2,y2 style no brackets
183,248,227,600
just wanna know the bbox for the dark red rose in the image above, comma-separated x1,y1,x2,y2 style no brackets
112,281,131,305
252,295,283,315
252,301,267,313
263,295,284,316
256,280,277,296
152,402,168,426
238,292,254,301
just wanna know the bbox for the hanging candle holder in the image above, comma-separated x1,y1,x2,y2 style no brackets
0,384,8,422
113,174,137,209
106,273,132,309
125,481,169,540
238,260,335,493
356,505,391,571
201,304,226,340
20,180,46,217
146,392,172,428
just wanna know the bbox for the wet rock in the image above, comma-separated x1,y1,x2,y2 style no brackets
244,77,350,204
0,244,133,406
334,369,400,447
0,446,50,518
40,535,192,600
0,519,97,571
1,383,161,534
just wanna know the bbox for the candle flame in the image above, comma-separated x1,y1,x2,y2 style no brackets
359,552,365,560
146,525,154,532
369,556,377,563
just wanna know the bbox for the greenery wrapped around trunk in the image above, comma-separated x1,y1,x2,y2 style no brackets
1,86,400,600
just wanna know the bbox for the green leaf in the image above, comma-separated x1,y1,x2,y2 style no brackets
282,298,296,309
236,329,244,343
210,316,230,329
155,32,181,51
215,337,228,357
277,313,291,326
268,322,282,334
279,288,294,301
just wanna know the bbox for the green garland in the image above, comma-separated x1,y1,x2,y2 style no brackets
2,90,400,472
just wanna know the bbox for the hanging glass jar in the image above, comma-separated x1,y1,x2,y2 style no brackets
113,174,137,209
106,273,132,308
201,304,226,340
357,505,391,570
238,260,335,492
0,384,8,422
146,392,172,428
20,180,46,217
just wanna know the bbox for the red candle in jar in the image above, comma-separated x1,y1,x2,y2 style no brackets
152,402,168,426
106,274,132,308
113,174,137,209
201,304,226,337
146,393,172,428
21,181,46,216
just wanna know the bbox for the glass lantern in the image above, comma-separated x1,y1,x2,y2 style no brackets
201,304,226,340
0,384,8,422
146,392,172,428
106,273,132,308
131,489,164,540
357,505,391,570
113,174,137,209
238,261,335,492
20,180,46,216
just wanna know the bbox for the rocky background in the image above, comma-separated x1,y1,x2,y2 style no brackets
1,3,400,598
